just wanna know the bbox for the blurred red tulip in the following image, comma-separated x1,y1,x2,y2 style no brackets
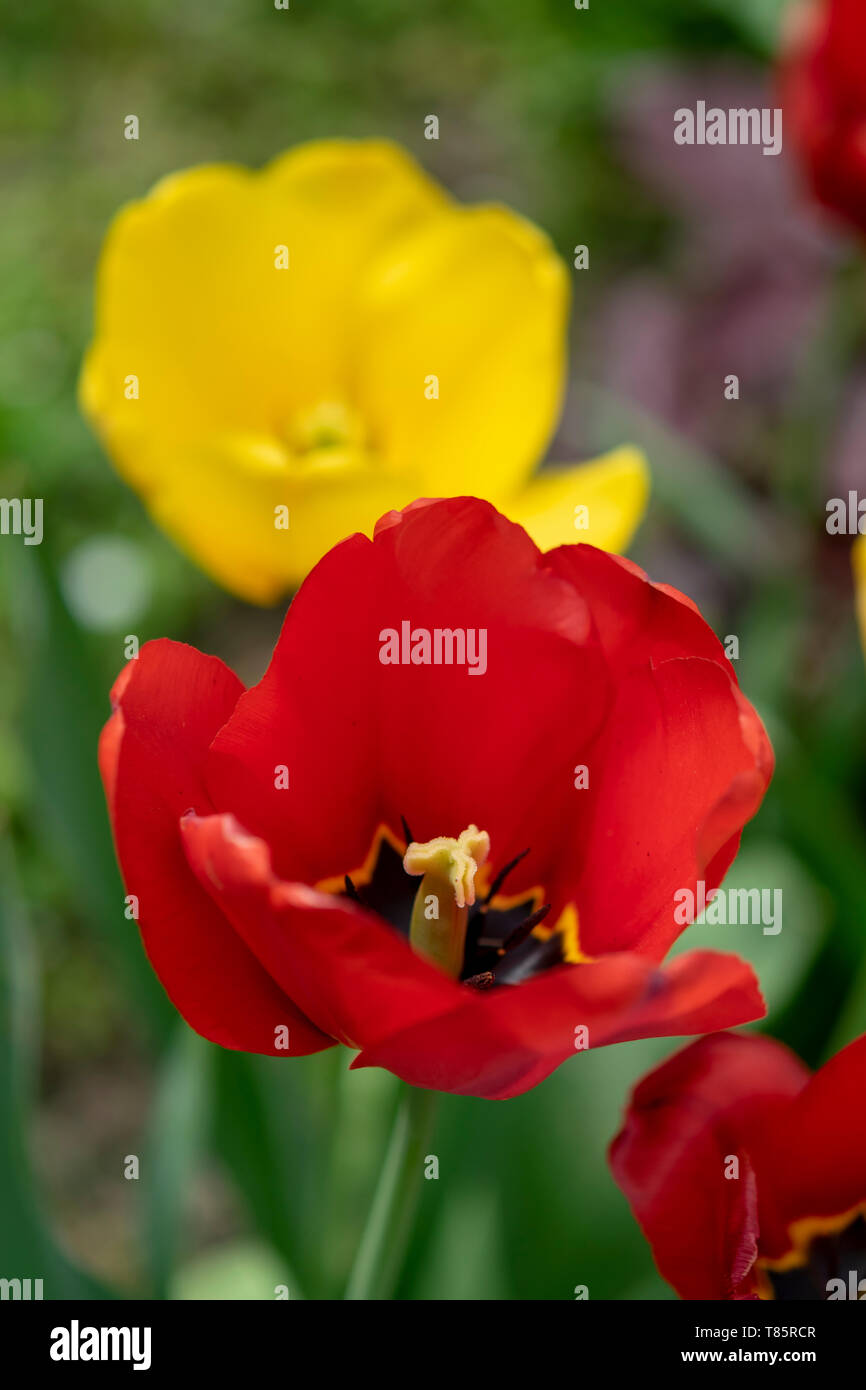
611,1031,866,1299
782,0,866,235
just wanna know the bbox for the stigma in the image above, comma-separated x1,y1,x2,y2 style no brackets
404,826,490,910
403,825,490,977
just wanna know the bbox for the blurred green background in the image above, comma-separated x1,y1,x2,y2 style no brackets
2,0,866,1300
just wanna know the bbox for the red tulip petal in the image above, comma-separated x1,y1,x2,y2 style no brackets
542,545,772,946
547,543,730,677
99,639,332,1056
558,657,772,958
204,497,611,895
354,949,766,1099
761,1033,866,1260
609,1033,808,1299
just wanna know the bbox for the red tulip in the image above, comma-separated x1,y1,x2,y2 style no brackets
99,497,772,1098
782,0,866,235
610,1031,866,1299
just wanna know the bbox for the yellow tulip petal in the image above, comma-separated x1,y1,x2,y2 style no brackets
854,535,866,657
80,141,449,448
261,140,450,410
507,446,650,554
82,163,288,442
354,203,569,500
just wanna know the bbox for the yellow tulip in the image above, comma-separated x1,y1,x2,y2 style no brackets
80,140,649,603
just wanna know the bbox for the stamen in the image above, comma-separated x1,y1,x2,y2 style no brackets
481,847,531,906
400,814,415,848
477,903,552,954
344,874,363,904
500,903,552,951
464,971,495,991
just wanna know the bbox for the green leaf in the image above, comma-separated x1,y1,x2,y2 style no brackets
9,543,172,1047
143,1024,212,1299
410,1035,674,1300
212,1050,321,1297
412,1186,506,1301
213,1048,390,1299
700,0,788,52
573,382,791,578
826,957,866,1059
0,840,115,1297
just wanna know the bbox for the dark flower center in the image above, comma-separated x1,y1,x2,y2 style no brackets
764,1215,866,1300
340,821,570,988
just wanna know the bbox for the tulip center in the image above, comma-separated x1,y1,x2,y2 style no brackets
288,399,368,456
761,1213,866,1300
403,825,490,978
336,820,569,989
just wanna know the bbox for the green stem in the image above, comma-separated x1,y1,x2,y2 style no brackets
344,1083,439,1300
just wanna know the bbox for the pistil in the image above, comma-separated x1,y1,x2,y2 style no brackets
404,825,490,977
